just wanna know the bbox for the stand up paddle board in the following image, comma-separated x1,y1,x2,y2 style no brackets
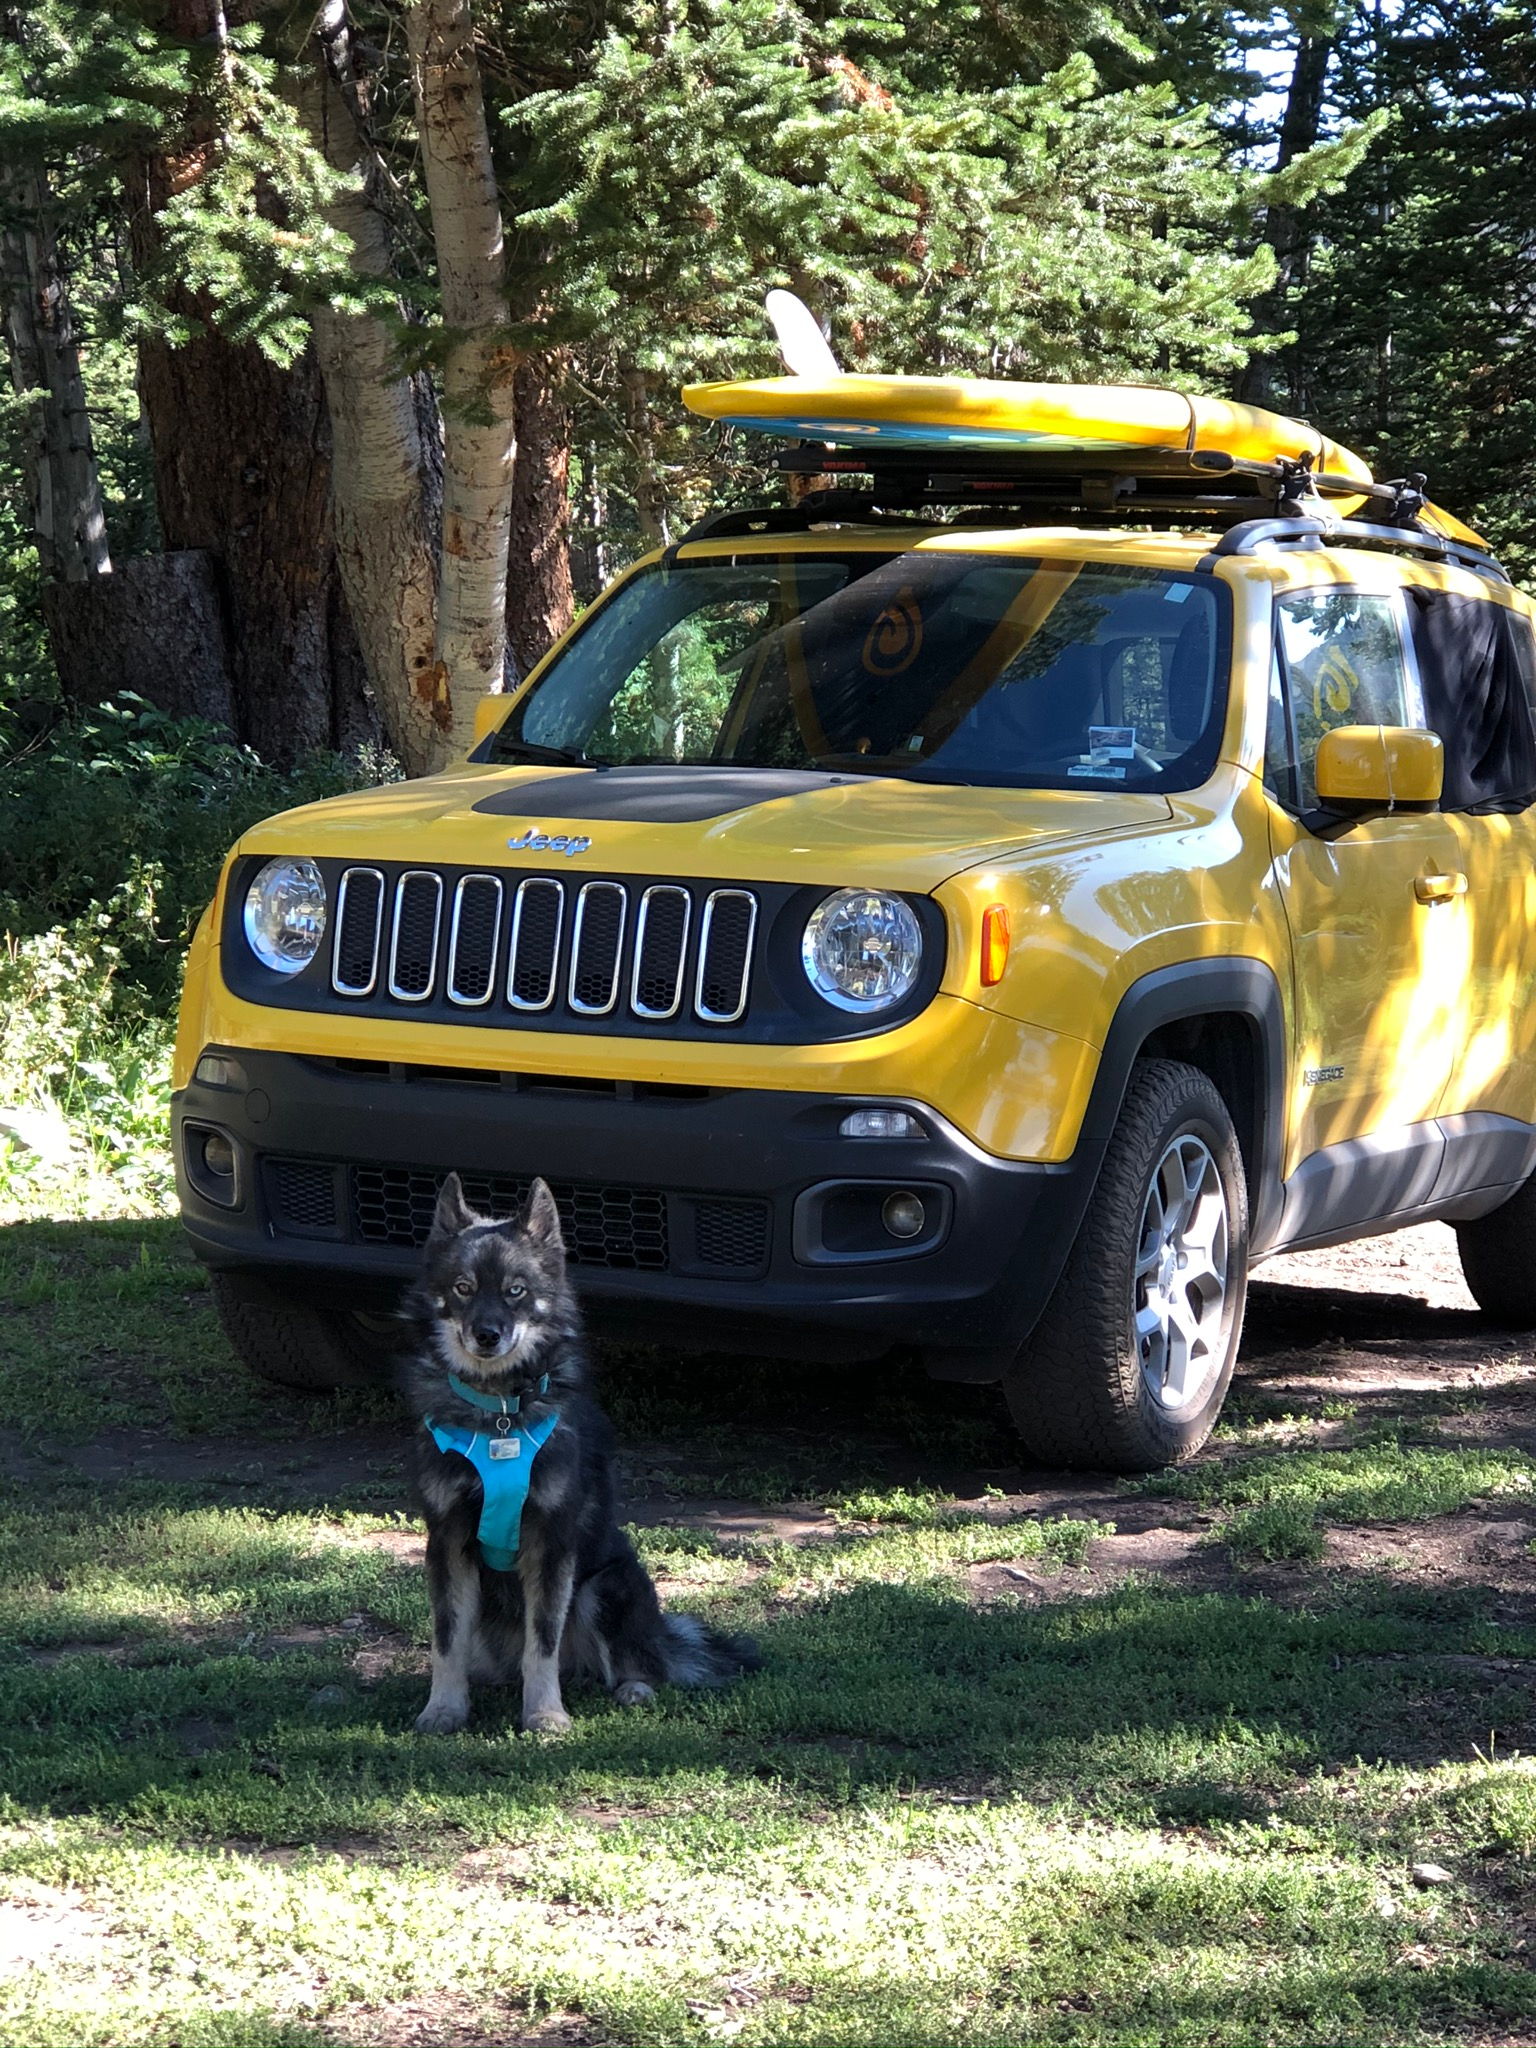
682,370,1483,545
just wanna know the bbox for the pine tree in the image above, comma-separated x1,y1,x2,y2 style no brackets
468,0,1365,566
1289,0,1536,569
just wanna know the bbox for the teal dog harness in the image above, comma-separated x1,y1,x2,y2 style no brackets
426,1372,559,1571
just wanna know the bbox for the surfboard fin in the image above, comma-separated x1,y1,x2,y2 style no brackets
765,290,841,378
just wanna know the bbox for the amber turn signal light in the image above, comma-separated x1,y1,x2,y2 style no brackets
981,905,1010,986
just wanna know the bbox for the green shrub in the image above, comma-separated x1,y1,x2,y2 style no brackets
0,697,390,1218
0,694,384,1014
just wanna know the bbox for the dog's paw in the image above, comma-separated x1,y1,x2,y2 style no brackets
613,1681,656,1709
415,1696,470,1734
521,1706,574,1736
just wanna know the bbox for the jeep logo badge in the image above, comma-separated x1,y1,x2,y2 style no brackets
507,827,592,858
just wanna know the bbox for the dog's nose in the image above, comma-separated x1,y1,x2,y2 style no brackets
471,1324,501,1353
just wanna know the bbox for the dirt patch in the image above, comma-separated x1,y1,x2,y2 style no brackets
1258,1224,1479,1311
328,1526,427,1562
321,1993,597,2046
1321,1509,1536,1597
10,1222,1534,1572
0,1420,405,1503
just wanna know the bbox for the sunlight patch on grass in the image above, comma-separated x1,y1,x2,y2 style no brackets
1137,1443,1536,1560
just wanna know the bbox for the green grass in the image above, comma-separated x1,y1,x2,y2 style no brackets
2,1211,1536,2043
0,1217,392,1441
1137,1440,1536,1561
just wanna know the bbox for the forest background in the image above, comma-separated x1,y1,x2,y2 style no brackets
0,0,1531,1212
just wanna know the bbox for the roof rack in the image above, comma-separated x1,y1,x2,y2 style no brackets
1198,515,1509,583
662,458,1507,583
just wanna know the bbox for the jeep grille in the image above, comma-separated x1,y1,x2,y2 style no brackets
331,866,757,1030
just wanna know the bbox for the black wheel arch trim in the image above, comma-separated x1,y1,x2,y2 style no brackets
1072,958,1287,1256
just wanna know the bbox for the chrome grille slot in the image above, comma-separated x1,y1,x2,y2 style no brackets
447,874,502,1007
332,868,384,997
388,871,444,1002
630,885,691,1019
694,889,757,1024
568,881,627,1016
507,878,564,1011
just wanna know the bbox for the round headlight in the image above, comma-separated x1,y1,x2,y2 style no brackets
243,858,327,975
802,889,923,1013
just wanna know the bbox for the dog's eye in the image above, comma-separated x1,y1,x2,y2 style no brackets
505,1281,526,1301
452,1276,474,1299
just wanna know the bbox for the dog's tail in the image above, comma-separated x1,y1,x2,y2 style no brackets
659,1611,762,1688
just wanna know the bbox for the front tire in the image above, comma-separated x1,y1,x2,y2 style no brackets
208,1272,393,1392
1004,1058,1248,1472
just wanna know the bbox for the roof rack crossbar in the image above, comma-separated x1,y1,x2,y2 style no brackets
1203,515,1508,582
661,499,1507,584
660,496,925,568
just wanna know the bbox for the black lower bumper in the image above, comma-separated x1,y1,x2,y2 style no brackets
174,1048,1095,1369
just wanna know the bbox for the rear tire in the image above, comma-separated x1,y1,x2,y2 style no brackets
208,1272,393,1392
1456,1181,1536,1326
1003,1058,1248,1473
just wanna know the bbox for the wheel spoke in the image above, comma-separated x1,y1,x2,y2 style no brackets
1159,1149,1192,1233
1135,1300,1165,1347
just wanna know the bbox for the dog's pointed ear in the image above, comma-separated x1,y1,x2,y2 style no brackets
522,1176,564,1251
430,1172,474,1242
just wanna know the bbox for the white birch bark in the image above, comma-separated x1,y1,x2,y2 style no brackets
407,0,518,764
301,3,443,775
0,167,112,584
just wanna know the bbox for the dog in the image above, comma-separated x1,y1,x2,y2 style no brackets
399,1172,761,1733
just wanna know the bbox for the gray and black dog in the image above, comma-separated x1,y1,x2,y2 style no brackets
399,1172,760,1734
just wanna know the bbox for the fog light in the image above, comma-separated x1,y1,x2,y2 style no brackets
195,1053,248,1090
881,1191,926,1239
840,1108,923,1140
201,1130,235,1180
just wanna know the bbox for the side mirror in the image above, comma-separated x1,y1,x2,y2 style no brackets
472,692,510,745
1314,725,1443,817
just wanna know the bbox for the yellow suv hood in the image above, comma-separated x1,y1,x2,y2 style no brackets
238,762,1173,892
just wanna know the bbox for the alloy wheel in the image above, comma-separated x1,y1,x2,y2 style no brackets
1132,1131,1230,1412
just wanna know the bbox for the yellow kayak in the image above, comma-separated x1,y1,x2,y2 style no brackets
682,373,1483,545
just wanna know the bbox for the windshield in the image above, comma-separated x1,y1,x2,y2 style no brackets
489,552,1230,792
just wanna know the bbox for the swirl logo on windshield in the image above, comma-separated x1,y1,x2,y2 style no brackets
862,588,924,675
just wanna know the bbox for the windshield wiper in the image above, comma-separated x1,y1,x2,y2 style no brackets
491,737,606,770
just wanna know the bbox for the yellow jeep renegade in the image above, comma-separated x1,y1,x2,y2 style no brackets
173,375,1536,1472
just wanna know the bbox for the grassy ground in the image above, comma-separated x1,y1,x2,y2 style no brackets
2,1213,1535,2045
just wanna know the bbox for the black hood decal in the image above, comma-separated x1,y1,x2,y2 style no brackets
471,766,865,824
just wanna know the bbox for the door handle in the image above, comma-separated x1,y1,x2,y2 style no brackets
1415,872,1468,904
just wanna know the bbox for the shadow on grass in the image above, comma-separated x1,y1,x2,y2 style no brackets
2,1546,1532,1849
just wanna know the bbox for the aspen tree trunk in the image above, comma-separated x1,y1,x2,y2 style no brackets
570,434,611,603
625,367,671,548
505,351,575,681
407,0,518,763
302,2,442,775
0,166,111,584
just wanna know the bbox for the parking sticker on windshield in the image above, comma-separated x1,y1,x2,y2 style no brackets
1069,762,1127,779
1088,725,1137,761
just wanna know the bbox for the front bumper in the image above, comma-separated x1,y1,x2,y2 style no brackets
175,1048,1095,1368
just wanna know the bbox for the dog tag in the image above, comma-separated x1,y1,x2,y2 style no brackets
488,1438,521,1460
